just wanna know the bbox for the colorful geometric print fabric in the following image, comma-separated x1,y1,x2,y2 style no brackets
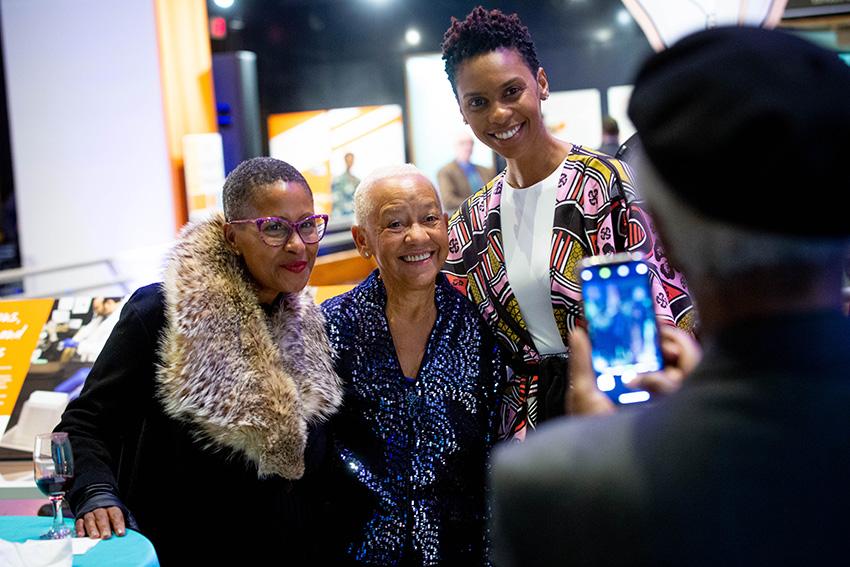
443,145,695,440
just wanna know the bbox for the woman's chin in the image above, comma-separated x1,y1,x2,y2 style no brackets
283,276,311,294
267,272,311,296
391,271,440,292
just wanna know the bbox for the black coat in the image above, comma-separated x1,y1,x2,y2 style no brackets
56,215,343,566
491,310,850,566
57,285,326,564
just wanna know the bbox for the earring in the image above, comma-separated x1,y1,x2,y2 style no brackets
364,251,370,258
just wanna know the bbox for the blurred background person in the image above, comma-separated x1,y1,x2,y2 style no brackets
441,6,693,440
332,151,361,218
322,164,503,565
490,27,850,566
597,115,620,156
56,158,342,565
70,297,124,363
49,296,128,402
437,130,495,213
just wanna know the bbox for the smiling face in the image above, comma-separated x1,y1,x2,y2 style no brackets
224,180,318,302
352,174,448,295
454,47,549,162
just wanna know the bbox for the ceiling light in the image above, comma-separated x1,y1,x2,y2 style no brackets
595,28,613,42
213,0,235,8
405,28,422,46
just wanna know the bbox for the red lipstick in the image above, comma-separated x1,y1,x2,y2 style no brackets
283,261,307,273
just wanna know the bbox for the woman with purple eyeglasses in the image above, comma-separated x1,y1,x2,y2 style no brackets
55,157,343,566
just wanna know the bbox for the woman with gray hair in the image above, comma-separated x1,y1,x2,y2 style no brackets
321,164,504,565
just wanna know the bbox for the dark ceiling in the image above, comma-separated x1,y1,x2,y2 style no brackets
205,0,652,145
208,0,638,62
208,0,651,114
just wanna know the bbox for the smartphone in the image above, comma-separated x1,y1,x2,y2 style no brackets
579,252,664,405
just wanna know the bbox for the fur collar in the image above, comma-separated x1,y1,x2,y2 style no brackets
156,213,342,479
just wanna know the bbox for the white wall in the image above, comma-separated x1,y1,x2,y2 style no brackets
1,0,176,296
405,53,495,186
607,85,637,144
543,89,603,149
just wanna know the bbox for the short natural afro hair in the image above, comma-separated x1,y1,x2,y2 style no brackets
441,6,540,95
222,157,311,221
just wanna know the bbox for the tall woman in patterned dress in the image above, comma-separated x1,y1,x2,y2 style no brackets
441,7,694,441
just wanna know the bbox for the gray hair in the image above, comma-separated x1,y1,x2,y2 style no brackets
222,157,310,221
353,164,442,226
637,156,849,281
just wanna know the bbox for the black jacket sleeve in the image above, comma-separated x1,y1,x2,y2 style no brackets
55,284,165,518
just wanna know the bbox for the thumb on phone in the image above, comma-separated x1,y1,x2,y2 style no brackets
567,328,615,416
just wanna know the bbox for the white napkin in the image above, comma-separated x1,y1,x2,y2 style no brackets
71,537,101,555
0,538,73,567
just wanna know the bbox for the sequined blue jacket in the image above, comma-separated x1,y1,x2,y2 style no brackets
322,271,504,566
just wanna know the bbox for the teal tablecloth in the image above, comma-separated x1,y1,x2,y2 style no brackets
0,516,159,566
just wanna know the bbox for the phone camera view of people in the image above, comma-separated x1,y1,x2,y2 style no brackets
580,255,663,405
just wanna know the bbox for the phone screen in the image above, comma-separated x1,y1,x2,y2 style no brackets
580,255,663,405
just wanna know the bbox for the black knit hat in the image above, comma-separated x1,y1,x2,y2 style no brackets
628,26,850,236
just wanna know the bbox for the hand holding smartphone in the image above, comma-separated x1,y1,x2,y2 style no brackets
579,252,664,405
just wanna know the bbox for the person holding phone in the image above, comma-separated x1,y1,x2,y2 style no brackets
55,158,343,565
490,27,850,565
577,253,675,406
440,6,694,440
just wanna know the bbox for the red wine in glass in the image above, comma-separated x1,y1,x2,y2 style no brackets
33,432,74,539
35,474,74,497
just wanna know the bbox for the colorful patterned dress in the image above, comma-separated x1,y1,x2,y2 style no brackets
444,145,695,441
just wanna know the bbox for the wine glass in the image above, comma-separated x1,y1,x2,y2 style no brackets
33,432,75,539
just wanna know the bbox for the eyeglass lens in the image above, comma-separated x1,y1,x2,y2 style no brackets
258,216,326,245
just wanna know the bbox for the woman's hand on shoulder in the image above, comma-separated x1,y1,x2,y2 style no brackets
75,506,126,539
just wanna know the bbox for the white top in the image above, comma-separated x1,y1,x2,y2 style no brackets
501,165,566,355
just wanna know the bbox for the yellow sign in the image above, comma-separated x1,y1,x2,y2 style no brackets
0,299,54,417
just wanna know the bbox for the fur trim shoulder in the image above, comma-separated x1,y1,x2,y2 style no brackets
156,214,342,479
271,290,343,424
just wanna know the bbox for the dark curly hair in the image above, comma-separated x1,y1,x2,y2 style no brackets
222,157,311,221
441,6,540,95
